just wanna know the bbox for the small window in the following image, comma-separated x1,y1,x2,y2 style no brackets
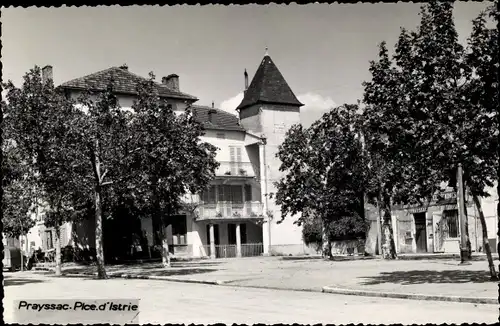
216,133,225,139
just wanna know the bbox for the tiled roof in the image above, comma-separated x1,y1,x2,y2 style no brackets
236,55,303,111
191,105,245,131
59,66,198,101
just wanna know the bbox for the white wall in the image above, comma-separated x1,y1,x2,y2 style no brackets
260,106,303,246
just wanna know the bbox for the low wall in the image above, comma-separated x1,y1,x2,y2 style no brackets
269,244,321,256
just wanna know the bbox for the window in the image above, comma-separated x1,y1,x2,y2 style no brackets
217,185,243,203
202,185,216,204
443,209,459,238
229,146,243,175
171,215,187,245
216,133,226,139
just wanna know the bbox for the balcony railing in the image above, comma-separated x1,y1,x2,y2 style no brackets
197,201,263,220
216,161,258,178
200,243,264,258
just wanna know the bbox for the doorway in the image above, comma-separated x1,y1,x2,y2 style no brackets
414,212,427,253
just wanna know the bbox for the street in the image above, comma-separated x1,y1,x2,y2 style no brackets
4,272,497,324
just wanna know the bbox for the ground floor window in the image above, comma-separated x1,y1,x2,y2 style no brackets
171,215,187,245
443,209,459,238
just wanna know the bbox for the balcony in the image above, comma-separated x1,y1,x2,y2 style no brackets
196,201,264,221
216,161,258,178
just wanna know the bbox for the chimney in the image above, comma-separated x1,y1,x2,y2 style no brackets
212,101,214,109
162,74,179,92
42,65,53,84
119,64,128,71
244,69,248,93
208,109,217,124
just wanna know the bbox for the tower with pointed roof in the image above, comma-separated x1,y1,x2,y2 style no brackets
236,53,305,253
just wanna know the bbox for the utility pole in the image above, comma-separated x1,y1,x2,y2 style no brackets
457,163,470,264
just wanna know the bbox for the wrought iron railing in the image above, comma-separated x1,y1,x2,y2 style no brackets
197,201,263,220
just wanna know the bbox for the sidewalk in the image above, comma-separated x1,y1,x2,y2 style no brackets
36,256,498,303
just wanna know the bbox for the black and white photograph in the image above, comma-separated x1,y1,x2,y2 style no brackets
1,1,499,324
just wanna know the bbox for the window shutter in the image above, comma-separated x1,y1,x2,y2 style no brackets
230,147,236,162
244,185,252,201
236,147,242,162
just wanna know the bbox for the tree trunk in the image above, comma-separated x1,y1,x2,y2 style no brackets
375,196,383,256
54,225,62,276
381,199,397,259
159,221,171,268
463,184,472,259
321,223,330,258
472,194,498,280
95,186,108,279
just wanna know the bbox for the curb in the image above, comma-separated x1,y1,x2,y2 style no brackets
322,286,497,305
61,272,225,285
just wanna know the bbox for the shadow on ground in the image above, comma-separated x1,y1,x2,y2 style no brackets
359,270,495,285
144,268,218,277
61,261,222,274
4,277,46,287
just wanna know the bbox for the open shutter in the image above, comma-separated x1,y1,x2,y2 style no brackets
236,147,242,174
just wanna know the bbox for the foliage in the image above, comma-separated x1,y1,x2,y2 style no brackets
362,1,498,267
275,104,368,239
126,73,219,266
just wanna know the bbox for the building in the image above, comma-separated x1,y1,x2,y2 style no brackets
365,186,498,255
26,55,318,260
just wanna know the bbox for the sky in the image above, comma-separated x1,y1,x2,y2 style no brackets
1,2,491,127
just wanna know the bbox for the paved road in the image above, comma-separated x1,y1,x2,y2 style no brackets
4,272,498,324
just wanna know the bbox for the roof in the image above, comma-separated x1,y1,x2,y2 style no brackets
236,54,303,111
191,105,245,131
59,66,198,102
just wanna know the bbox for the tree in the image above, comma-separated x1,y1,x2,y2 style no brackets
274,104,369,258
464,2,499,275
129,73,218,267
74,83,138,279
363,1,498,277
3,67,86,275
2,137,36,257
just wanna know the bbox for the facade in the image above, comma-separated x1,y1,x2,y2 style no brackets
368,186,499,255
27,56,317,260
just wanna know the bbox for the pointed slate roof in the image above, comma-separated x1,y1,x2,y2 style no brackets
236,55,303,111
59,66,198,102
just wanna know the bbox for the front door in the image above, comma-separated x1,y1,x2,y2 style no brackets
414,213,427,253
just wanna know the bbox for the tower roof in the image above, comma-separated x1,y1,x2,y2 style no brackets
236,54,303,111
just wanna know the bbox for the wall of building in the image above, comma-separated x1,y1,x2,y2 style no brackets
240,105,262,133
68,91,189,114
258,105,303,248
